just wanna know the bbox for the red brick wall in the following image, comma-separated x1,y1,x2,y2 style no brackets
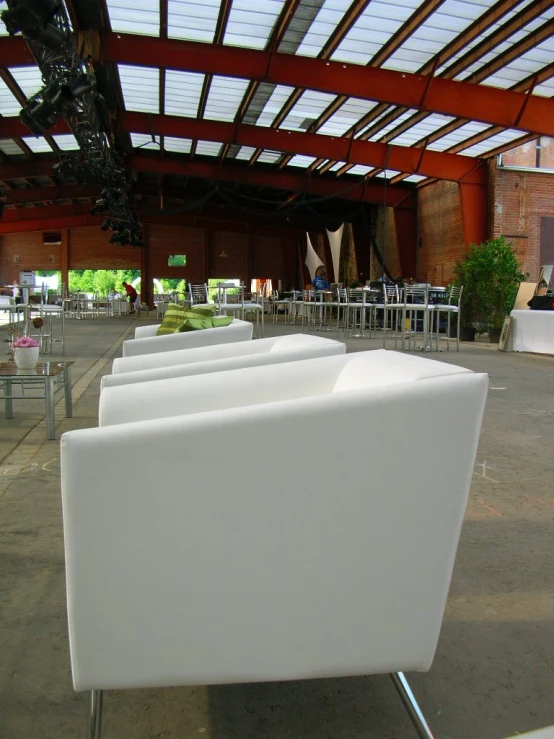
417,180,465,285
146,224,205,284
490,164,554,280
0,231,53,286
251,234,285,280
69,227,141,270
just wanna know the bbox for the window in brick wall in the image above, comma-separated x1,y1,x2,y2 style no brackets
43,232,61,245
168,254,186,267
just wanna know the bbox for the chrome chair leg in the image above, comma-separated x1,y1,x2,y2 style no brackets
89,689,103,739
391,672,435,739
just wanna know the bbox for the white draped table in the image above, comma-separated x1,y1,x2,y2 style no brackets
507,309,554,355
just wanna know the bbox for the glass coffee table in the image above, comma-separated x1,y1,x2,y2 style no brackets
0,361,74,440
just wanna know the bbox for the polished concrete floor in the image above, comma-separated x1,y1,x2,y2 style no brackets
0,314,553,739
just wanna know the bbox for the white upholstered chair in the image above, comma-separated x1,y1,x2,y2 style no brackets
103,333,345,389
121,318,253,357
504,729,554,739
61,350,488,738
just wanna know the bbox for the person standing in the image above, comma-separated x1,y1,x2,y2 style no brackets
312,265,330,291
122,281,138,314
12,280,22,305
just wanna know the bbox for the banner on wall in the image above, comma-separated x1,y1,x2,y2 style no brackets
305,233,325,280
326,224,344,284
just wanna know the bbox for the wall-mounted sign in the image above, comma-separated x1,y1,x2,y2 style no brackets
19,270,36,286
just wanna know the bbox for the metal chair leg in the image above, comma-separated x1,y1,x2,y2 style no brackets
89,689,103,739
390,672,435,739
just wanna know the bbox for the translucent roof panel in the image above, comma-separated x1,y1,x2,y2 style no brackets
382,0,489,73
22,137,54,153
280,90,337,131
534,78,554,97
130,133,161,150
458,129,527,157
331,0,421,65
295,0,353,58
403,174,427,183
0,139,24,155
374,169,401,178
224,0,287,50
235,146,257,161
52,134,80,151
168,0,220,43
165,70,204,118
0,78,22,117
480,38,554,90
118,64,159,114
328,161,347,171
348,165,372,175
287,155,317,168
388,114,456,147
367,110,418,141
317,99,377,136
428,121,490,151
106,0,159,36
195,140,222,156
256,85,295,127
258,150,282,163
8,67,44,99
164,136,193,154
204,76,250,123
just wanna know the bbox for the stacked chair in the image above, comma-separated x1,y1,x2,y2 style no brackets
60,320,490,738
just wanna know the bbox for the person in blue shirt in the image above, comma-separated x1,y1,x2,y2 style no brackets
312,265,330,291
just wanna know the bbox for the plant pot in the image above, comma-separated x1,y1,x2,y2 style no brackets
460,326,476,342
489,327,502,344
13,346,40,369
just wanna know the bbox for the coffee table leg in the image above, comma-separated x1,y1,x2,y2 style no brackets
4,379,13,419
64,365,73,418
45,377,55,439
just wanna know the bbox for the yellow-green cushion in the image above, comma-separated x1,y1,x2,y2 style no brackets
178,315,234,332
156,303,187,335
189,305,216,317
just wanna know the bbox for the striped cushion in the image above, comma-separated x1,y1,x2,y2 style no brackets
156,303,187,335
178,315,233,332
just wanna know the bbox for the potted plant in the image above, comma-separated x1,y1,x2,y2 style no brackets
11,336,40,369
453,236,527,342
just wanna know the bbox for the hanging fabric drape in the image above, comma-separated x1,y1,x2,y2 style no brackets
305,233,325,280
326,224,344,284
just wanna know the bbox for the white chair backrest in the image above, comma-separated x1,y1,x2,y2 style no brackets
188,283,209,304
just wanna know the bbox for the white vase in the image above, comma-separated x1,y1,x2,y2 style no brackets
13,346,40,369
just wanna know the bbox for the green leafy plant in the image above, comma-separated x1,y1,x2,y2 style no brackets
454,236,527,331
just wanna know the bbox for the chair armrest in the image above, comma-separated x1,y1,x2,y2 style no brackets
134,324,160,339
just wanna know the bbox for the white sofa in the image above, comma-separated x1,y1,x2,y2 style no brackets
121,317,253,357
507,309,554,355
61,350,488,738
105,333,345,389
505,730,554,739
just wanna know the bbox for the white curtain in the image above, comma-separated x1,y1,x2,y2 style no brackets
305,233,324,280
326,224,344,284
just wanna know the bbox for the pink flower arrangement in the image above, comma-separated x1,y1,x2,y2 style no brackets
12,336,40,349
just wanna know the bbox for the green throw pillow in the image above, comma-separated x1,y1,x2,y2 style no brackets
156,303,187,335
212,316,233,328
178,315,234,332
189,305,216,317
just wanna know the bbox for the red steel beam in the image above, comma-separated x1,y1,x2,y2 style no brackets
95,33,554,137
0,159,57,180
128,154,417,207
3,185,99,204
120,112,486,183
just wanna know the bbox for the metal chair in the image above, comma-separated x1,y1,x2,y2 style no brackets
434,285,463,351
188,283,210,306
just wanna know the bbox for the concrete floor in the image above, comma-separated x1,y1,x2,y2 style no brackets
0,314,553,739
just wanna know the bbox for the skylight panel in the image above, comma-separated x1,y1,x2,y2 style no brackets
165,70,204,118
204,76,250,122
534,79,554,97
22,137,54,153
294,0,353,58
256,85,295,127
348,165,372,175
331,0,420,65
403,174,427,183
8,67,44,99
367,110,417,142
235,146,257,160
130,133,161,150
224,0,286,50
481,38,554,89
0,139,23,155
195,140,222,156
427,121,491,151
164,137,193,153
388,114,456,147
106,0,159,36
118,64,159,113
168,0,220,43
317,99,377,136
328,161,347,171
287,155,316,168
374,169,401,178
280,90,336,131
52,134,79,151
257,150,282,163
0,78,21,117
459,129,526,157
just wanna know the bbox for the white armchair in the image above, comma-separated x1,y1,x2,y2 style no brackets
504,730,554,739
61,350,488,738
105,333,345,389
121,318,253,357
